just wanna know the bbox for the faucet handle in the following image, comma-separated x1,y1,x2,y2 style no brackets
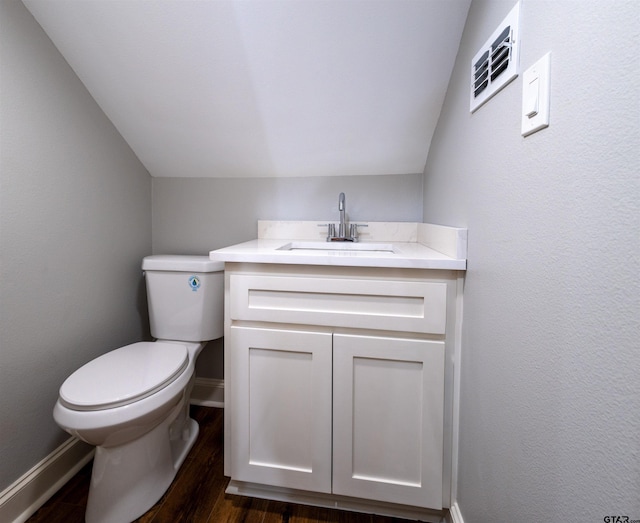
349,223,367,242
318,223,337,241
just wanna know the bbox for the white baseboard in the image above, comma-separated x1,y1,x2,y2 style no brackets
448,502,464,523
0,437,94,523
191,377,224,408
227,480,447,522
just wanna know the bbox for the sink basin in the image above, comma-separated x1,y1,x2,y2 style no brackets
277,241,395,253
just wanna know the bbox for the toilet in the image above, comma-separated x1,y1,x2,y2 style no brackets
53,255,224,523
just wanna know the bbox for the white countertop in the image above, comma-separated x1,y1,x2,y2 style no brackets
209,221,467,270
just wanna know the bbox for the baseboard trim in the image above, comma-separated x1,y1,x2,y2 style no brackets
191,377,224,408
0,437,94,523
227,480,448,522
448,502,464,523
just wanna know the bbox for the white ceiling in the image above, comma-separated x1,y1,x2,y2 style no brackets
23,0,471,178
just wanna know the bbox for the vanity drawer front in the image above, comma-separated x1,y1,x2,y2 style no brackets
229,275,447,335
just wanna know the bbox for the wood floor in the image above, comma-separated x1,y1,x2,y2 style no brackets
27,406,417,523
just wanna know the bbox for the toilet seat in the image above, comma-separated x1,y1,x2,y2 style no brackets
59,342,189,411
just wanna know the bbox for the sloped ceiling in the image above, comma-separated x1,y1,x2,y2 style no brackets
23,0,470,178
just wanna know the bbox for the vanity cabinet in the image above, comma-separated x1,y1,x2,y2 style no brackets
224,262,460,515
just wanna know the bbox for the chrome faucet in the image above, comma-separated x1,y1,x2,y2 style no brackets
321,192,367,242
338,192,347,239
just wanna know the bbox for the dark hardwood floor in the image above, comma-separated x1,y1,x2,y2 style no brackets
27,406,416,523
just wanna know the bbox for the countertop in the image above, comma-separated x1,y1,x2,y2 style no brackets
210,221,467,270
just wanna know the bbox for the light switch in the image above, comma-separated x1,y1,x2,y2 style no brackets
521,52,550,136
524,77,539,118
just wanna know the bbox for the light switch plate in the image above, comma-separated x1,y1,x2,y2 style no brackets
521,52,550,136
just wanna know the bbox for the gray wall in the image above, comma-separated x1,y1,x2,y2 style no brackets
152,174,423,254
423,0,639,521
0,0,152,491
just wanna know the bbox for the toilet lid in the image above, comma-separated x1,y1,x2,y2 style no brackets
59,342,189,411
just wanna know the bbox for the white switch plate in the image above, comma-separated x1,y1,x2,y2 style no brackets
521,52,551,136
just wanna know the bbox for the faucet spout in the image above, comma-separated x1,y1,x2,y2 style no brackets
338,192,347,238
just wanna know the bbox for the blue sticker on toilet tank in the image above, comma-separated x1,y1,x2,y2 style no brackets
188,275,201,291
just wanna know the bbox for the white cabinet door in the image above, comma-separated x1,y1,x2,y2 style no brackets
230,326,333,493
332,334,445,509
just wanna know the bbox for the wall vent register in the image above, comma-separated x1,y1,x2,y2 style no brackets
470,2,520,112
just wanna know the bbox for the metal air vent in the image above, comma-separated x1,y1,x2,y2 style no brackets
470,2,520,112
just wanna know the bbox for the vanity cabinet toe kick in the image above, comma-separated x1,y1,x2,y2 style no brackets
222,263,463,521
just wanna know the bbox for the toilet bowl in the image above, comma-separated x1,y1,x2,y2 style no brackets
53,255,224,523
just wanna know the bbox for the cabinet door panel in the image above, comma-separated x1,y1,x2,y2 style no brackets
230,326,333,493
333,334,445,509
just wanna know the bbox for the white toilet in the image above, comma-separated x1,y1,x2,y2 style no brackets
53,255,224,523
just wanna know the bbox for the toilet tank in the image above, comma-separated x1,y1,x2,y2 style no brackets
142,255,224,342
